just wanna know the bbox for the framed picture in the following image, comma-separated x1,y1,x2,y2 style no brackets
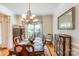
58,7,75,30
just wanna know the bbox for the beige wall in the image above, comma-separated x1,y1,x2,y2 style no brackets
42,15,52,35
2,15,9,47
0,4,16,48
16,15,22,25
53,3,79,55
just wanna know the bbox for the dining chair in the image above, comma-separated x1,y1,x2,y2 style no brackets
42,35,46,46
33,36,46,56
22,45,35,56
13,37,20,46
28,33,35,44
14,45,35,56
41,35,46,55
14,45,23,56
21,35,25,41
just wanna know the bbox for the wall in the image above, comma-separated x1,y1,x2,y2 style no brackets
53,3,79,55
0,4,16,48
42,15,52,36
16,15,22,25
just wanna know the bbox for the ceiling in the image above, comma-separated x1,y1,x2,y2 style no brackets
0,3,60,15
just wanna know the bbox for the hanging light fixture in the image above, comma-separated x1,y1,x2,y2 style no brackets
21,3,38,24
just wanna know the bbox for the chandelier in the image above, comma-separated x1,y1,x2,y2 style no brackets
21,3,38,24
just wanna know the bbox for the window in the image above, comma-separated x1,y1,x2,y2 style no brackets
35,24,41,38
28,24,34,38
27,22,42,38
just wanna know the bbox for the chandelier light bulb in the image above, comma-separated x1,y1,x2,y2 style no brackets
22,14,26,19
32,14,36,17
30,16,34,19
20,18,23,21
33,19,38,22
26,20,29,22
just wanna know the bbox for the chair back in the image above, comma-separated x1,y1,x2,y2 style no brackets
13,37,20,46
42,35,46,46
21,35,25,41
14,45,35,56
25,45,34,56
21,45,29,56
14,45,23,56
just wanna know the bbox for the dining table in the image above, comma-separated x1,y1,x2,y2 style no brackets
18,38,43,45
19,40,30,45
18,37,44,55
0,38,45,56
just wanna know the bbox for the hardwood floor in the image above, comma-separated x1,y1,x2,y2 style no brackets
47,44,57,56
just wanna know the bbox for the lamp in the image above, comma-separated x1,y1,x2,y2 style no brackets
21,3,38,24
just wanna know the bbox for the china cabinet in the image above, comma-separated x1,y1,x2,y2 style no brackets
54,34,71,56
